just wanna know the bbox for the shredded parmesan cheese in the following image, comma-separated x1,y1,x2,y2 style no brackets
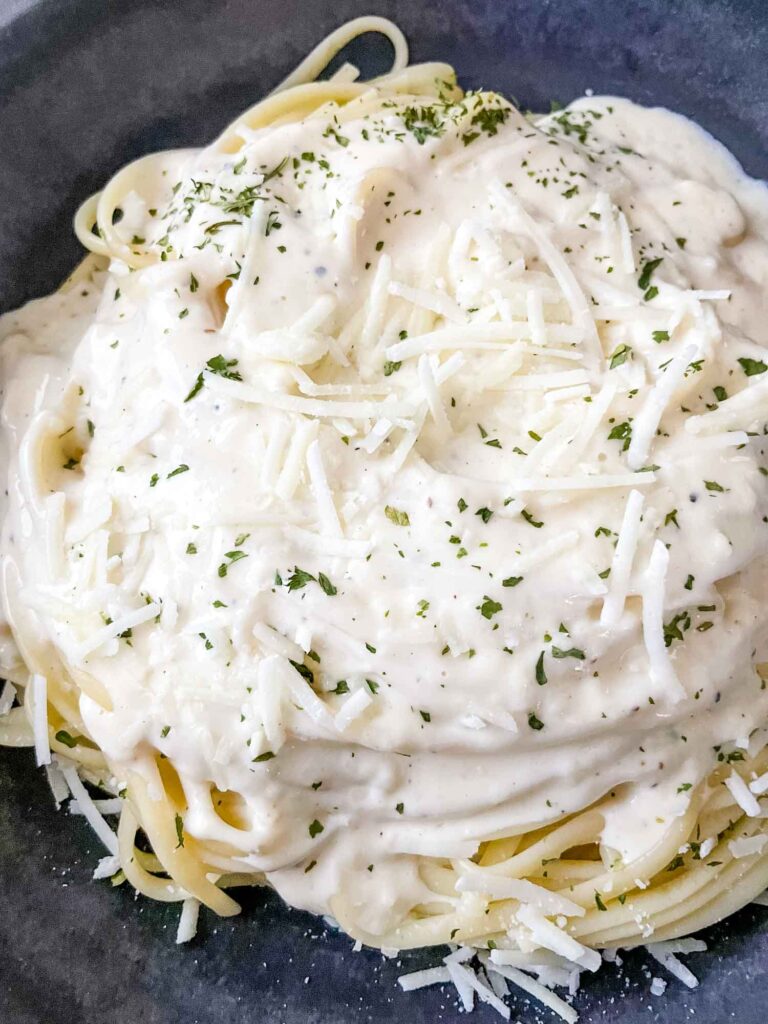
418,354,451,435
641,541,684,700
685,375,768,435
489,179,603,375
60,762,119,855
397,966,452,991
488,957,578,1024
75,603,162,660
31,674,51,767
306,439,343,538
728,834,767,858
0,679,16,717
627,345,697,470
388,280,466,324
448,960,511,1019
176,897,201,944
725,772,762,817
93,854,121,880
645,944,699,989
334,687,373,731
515,904,601,972
600,489,644,628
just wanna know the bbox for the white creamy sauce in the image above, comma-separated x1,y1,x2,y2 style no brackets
2,91,767,935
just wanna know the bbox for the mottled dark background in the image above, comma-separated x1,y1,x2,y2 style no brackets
0,0,766,1021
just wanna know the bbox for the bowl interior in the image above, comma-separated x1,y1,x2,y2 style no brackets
0,2,766,1022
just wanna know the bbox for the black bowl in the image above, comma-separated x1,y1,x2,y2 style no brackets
0,2,766,1022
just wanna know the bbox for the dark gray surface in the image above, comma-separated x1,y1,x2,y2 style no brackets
0,1,766,1021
